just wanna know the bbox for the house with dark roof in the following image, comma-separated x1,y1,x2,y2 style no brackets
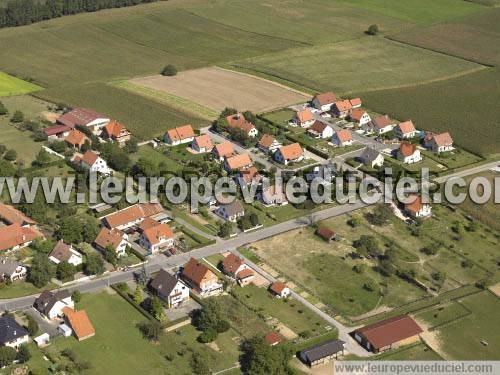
48,240,83,266
34,290,74,320
150,269,190,308
353,315,423,353
0,315,28,348
57,108,110,135
215,200,245,222
43,124,71,140
359,147,384,168
307,121,333,139
0,258,27,282
298,339,345,366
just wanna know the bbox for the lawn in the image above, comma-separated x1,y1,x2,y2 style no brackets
0,280,56,299
232,37,483,95
414,301,471,330
131,144,183,173
42,291,242,374
374,343,442,360
421,149,483,170
0,71,42,96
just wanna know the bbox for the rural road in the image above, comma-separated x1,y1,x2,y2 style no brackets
433,160,500,183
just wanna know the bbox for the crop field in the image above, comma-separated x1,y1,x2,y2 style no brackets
232,38,483,95
0,71,42,96
130,67,309,113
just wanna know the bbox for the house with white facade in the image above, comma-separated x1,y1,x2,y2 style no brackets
307,121,334,139
0,316,28,349
350,109,371,128
394,120,417,139
222,253,254,286
368,115,396,135
49,240,83,266
192,134,213,153
101,203,164,230
94,227,129,257
226,113,259,138
269,281,291,299
359,147,384,168
164,125,195,145
424,132,454,153
258,185,288,207
34,290,74,320
294,109,315,128
0,258,27,282
397,142,422,164
139,222,175,255
216,200,245,222
331,100,353,118
57,108,110,135
405,196,432,219
332,129,353,147
258,134,281,154
312,92,337,112
181,258,223,297
76,150,111,175
274,143,304,165
150,269,190,308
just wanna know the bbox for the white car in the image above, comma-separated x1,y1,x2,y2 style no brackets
310,108,320,113
320,112,332,118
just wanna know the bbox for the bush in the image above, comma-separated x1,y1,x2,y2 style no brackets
366,24,379,35
197,328,217,343
138,320,162,341
215,319,230,333
10,110,24,123
161,64,177,76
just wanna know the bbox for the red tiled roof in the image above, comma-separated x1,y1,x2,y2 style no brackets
398,120,416,134
182,258,217,288
0,203,36,226
62,307,95,341
0,224,43,252
309,121,328,133
432,132,453,147
355,315,422,350
270,281,287,295
193,134,213,150
335,129,352,143
226,153,253,170
258,134,276,149
399,142,418,157
313,92,337,105
278,143,303,161
103,120,129,138
226,113,256,133
94,227,125,250
349,98,362,107
65,130,88,147
103,203,163,228
43,125,71,136
372,115,393,130
166,125,195,141
236,268,254,279
213,142,234,158
222,253,244,274
239,166,261,184
264,331,283,346
81,150,99,166
350,108,367,122
405,195,427,214
334,100,352,112
57,108,106,128
296,109,314,123
316,227,335,240
142,223,173,245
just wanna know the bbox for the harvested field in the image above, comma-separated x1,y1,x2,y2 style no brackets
130,67,309,113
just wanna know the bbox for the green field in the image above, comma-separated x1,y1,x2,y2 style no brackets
414,302,471,330
0,71,42,96
233,37,483,95
374,343,442,360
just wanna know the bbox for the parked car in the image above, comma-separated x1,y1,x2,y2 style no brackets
320,112,332,118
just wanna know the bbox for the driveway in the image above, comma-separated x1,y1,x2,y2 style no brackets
24,307,60,337
165,299,201,321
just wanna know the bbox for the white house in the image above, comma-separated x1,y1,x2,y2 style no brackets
164,124,195,145
101,203,164,230
192,134,213,153
224,153,253,173
258,185,288,207
359,147,384,168
212,142,235,161
34,290,74,320
332,100,353,118
394,120,417,139
312,92,337,112
226,113,259,138
332,129,353,147
397,142,422,164
258,134,281,154
424,132,454,153
274,143,304,165
368,115,396,135
0,224,43,253
94,227,129,257
307,121,334,139
216,200,245,222
350,109,371,127
222,253,254,286
150,269,190,308
77,150,111,175
405,196,432,219
294,109,315,128
0,316,29,349
48,240,83,266
57,108,110,135
0,258,27,282
269,281,291,298
139,222,175,255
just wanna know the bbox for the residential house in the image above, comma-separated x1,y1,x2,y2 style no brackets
192,134,213,153
150,269,190,308
299,340,346,367
101,203,164,230
139,222,175,255
359,147,384,168
394,120,417,139
274,143,304,165
312,92,337,112
34,290,74,320
57,108,110,135
62,307,95,341
316,227,336,243
307,121,334,139
331,129,353,147
349,98,362,109
264,332,283,346
331,100,352,118
0,224,43,252
49,240,83,266
424,132,453,153
224,153,253,173
0,203,36,227
368,115,396,135
350,108,371,127
0,258,27,282
0,316,29,349
353,315,423,353
306,164,336,182
398,142,422,164
43,125,71,140
181,257,223,296
64,130,88,150
294,109,315,128
269,281,290,298
164,125,195,145
76,150,111,175
237,166,262,188
404,196,432,219
101,120,131,146
94,227,129,257
212,142,235,162
258,185,288,207
258,134,281,154
216,200,245,222
226,113,259,138
222,253,254,286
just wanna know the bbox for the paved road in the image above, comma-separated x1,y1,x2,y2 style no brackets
433,160,500,184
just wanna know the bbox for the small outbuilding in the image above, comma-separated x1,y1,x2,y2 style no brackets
298,339,346,367
316,227,336,243
34,333,50,347
58,324,72,338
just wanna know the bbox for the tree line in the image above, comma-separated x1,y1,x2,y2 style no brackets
0,0,158,29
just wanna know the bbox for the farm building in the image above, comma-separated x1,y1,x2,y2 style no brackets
316,227,336,243
57,107,110,135
298,339,346,366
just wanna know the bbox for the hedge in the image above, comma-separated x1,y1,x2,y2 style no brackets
111,284,156,321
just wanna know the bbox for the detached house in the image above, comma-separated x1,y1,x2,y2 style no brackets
150,269,190,308
237,166,262,187
0,224,43,252
75,150,111,175
258,134,281,154
101,203,164,230
0,258,27,282
424,132,453,153
192,134,213,153
94,227,129,257
181,257,223,296
350,109,371,127
224,153,253,173
307,121,334,139
369,115,396,135
57,108,110,135
164,125,195,145
64,130,88,150
216,200,245,222
0,203,36,227
349,98,362,109
394,120,417,139
332,129,353,147
274,143,304,165
360,147,384,168
101,120,131,146
0,316,28,349
269,281,290,298
49,240,83,266
139,222,174,255
222,253,254,286
312,92,337,112
213,142,235,162
259,185,288,207
404,195,432,219
398,142,422,164
226,113,259,138
332,100,352,118
294,109,315,128
34,290,74,320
